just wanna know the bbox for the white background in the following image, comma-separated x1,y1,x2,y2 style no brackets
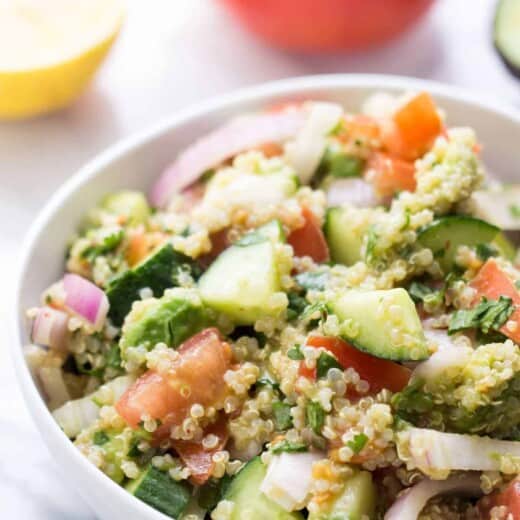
1,0,519,517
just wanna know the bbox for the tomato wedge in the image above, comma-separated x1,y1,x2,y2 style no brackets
116,328,232,440
478,477,520,519
368,152,416,198
288,206,329,263
172,415,228,485
339,114,381,144
470,259,520,343
382,92,442,160
300,336,411,394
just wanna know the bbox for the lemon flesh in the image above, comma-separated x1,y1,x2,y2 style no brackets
0,0,125,119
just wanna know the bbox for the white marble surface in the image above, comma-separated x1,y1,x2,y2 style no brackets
1,0,519,517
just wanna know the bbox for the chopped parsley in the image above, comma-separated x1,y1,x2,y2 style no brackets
93,431,110,446
476,243,498,261
256,378,281,394
510,204,520,219
347,433,368,454
316,352,342,378
81,229,124,261
449,296,514,335
287,292,308,321
272,402,293,430
306,401,325,435
287,345,304,360
271,440,308,455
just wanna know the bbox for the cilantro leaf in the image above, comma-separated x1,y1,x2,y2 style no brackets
306,401,325,435
316,352,342,378
272,402,293,430
81,229,124,261
287,345,304,360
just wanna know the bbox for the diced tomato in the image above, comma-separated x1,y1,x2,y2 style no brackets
381,92,442,160
470,259,520,343
116,328,232,440
172,415,228,485
288,206,329,263
126,232,166,267
301,336,411,394
368,152,416,198
339,114,381,144
478,477,520,519
255,141,284,158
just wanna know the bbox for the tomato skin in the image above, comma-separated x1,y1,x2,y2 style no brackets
470,259,520,344
478,477,520,519
172,415,228,485
288,206,329,263
381,92,442,160
368,152,416,198
220,0,434,53
116,328,232,439
301,336,411,394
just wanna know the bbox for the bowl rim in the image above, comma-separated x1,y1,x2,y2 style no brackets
10,73,520,519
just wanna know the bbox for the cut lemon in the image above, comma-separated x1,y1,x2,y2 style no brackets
0,0,125,120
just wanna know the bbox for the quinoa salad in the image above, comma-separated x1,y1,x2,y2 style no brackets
26,92,520,519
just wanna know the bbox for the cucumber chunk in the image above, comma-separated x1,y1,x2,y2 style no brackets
199,240,284,325
494,0,520,78
237,219,286,246
106,243,199,326
324,206,372,266
331,288,428,361
102,190,151,225
126,465,191,518
418,216,500,272
119,288,213,356
309,470,376,520
223,457,304,520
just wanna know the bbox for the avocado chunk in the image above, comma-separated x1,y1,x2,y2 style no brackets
120,288,213,355
107,243,200,326
331,288,428,361
199,238,285,325
102,190,151,225
309,470,376,520
418,216,500,272
223,457,304,520
126,465,191,518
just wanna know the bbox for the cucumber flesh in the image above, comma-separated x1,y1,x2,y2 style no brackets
223,457,303,520
494,0,520,78
237,219,286,246
126,465,191,518
472,187,520,231
418,216,500,272
324,206,372,266
199,240,283,325
331,288,428,361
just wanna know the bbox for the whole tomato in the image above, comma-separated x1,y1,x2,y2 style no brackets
220,0,434,53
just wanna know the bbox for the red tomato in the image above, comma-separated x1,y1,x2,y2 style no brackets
288,206,329,263
381,92,442,160
368,152,416,198
470,259,520,344
478,477,520,519
301,335,411,394
172,415,229,485
116,328,232,439
340,114,381,144
220,0,434,53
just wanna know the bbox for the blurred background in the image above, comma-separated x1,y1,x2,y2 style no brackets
0,0,519,517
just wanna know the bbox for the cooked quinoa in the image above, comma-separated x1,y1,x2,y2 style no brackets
26,92,520,519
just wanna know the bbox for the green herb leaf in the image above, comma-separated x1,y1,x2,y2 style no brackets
256,378,281,394
408,282,435,303
316,352,342,379
476,243,498,261
306,401,325,435
287,292,308,321
449,296,514,335
510,204,520,219
93,430,110,445
81,229,124,261
295,271,328,291
287,345,304,360
271,440,308,455
347,433,368,454
365,225,378,265
272,402,293,430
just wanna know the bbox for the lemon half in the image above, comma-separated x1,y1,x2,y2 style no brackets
0,0,125,119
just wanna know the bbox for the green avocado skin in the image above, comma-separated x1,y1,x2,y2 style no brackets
106,244,200,326
120,292,213,355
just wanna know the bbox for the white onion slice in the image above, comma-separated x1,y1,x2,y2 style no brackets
400,427,520,474
285,102,343,185
413,344,472,381
260,451,323,511
52,375,135,438
149,109,306,208
62,274,109,331
326,178,381,208
384,474,481,520
31,306,69,351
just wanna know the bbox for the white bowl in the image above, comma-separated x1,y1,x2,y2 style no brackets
11,74,520,519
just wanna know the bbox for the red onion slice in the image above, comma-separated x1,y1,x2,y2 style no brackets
149,109,307,208
384,474,481,520
63,274,109,331
31,306,69,351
